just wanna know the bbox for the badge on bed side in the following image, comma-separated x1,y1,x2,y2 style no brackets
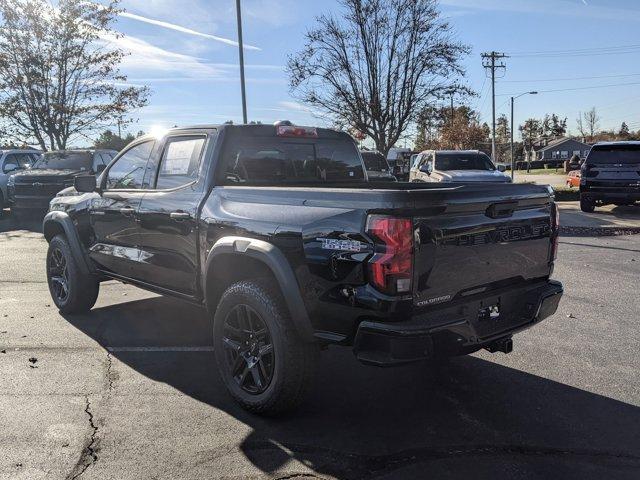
317,238,363,252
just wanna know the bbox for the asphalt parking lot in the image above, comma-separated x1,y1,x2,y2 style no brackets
0,215,639,480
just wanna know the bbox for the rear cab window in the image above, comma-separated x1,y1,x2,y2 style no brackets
361,152,389,172
33,151,93,171
217,125,365,186
586,144,640,165
435,153,495,171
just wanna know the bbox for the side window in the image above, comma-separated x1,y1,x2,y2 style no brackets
3,154,18,173
155,136,206,190
3,153,32,173
105,141,154,190
92,153,107,173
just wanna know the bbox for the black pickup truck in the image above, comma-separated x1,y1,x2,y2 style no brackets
43,124,563,415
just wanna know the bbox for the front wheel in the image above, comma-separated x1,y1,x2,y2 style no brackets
213,280,318,415
580,196,595,213
46,235,100,314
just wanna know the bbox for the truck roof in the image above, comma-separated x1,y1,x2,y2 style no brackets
592,141,640,147
159,123,353,141
420,149,483,155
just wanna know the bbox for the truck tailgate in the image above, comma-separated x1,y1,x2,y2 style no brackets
411,187,554,308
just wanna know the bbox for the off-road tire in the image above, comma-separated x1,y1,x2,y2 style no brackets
213,280,318,416
46,234,100,314
580,196,595,213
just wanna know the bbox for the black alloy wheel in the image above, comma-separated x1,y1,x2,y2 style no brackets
221,304,275,395
48,247,70,303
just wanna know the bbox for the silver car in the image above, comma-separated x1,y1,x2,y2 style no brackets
409,150,511,183
0,149,41,208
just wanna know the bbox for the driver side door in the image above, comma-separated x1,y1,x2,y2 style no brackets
88,140,156,279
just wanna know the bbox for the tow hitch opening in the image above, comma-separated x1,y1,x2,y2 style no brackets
485,337,513,354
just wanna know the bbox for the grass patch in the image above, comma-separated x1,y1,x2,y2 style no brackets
553,187,579,201
515,168,566,176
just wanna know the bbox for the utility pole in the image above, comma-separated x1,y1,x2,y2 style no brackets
235,0,248,124
481,51,508,161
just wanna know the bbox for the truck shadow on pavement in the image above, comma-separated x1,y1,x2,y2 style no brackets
0,212,43,234
63,295,640,479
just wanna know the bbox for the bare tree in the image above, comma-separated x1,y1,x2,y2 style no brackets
583,107,600,141
576,112,587,140
288,0,470,155
0,0,149,151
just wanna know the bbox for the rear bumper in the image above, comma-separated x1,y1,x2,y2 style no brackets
353,280,563,366
581,185,640,202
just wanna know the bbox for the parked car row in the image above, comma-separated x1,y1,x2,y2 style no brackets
3,149,117,219
0,149,41,209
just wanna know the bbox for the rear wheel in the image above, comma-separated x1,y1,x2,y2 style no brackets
580,196,595,213
46,235,100,314
213,280,317,415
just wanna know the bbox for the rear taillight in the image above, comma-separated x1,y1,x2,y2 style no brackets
550,202,560,262
366,216,413,295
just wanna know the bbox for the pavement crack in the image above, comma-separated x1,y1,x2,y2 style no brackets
66,396,99,480
105,350,115,392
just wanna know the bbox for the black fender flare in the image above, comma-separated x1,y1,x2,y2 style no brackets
204,236,314,342
42,211,95,276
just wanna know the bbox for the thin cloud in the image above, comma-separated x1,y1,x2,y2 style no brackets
100,31,222,77
119,11,260,50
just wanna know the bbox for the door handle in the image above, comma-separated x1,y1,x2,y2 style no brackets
170,211,191,221
120,207,135,217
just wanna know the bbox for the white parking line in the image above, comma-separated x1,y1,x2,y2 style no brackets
106,346,214,352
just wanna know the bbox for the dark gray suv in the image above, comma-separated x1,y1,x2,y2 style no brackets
580,142,640,212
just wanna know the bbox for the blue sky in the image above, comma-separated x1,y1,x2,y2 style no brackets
113,0,640,143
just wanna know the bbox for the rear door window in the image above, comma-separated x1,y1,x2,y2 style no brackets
155,136,206,190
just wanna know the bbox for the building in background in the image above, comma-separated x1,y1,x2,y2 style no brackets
535,137,591,161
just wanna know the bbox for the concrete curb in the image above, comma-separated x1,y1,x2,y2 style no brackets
560,226,640,237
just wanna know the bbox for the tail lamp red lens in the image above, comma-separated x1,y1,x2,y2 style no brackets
366,216,413,295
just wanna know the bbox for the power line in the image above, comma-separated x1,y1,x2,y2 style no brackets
500,72,640,83
508,44,640,58
498,80,640,96
482,51,508,161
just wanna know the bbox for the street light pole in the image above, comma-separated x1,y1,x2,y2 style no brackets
510,96,515,180
235,0,248,124
510,91,538,180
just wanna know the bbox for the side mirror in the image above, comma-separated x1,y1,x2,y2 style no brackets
4,163,19,173
96,164,106,173
74,175,97,193
497,164,506,172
